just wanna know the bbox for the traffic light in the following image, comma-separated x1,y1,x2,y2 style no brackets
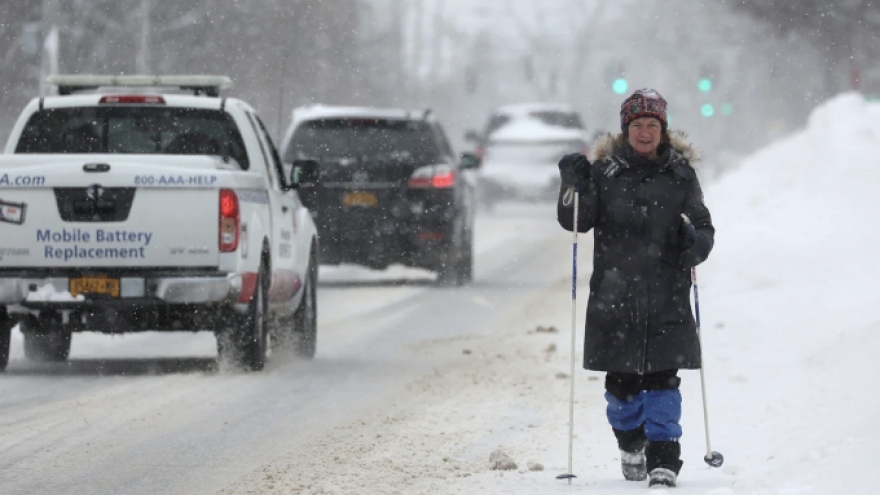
606,62,627,94
697,63,719,117
698,78,712,92
700,104,715,117
698,63,719,93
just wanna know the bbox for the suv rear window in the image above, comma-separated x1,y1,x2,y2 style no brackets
484,110,583,138
16,107,250,169
528,111,583,129
287,118,442,163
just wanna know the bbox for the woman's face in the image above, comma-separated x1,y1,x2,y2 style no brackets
627,117,663,158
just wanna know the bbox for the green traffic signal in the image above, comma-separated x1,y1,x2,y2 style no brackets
701,104,715,117
698,78,712,92
612,78,628,95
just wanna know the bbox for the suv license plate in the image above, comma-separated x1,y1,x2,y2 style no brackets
343,191,378,207
70,277,120,298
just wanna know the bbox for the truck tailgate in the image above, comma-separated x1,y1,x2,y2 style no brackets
0,156,237,269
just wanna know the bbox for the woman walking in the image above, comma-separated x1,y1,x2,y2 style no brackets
557,88,714,488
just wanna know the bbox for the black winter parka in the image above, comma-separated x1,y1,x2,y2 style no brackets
557,133,714,374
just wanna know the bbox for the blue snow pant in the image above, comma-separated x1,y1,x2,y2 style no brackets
605,369,682,442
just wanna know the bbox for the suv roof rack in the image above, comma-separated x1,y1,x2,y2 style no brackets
44,75,233,97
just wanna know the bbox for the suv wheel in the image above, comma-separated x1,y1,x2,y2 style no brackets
437,220,471,286
458,227,474,283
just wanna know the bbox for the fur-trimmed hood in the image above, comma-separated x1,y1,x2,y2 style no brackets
589,130,700,165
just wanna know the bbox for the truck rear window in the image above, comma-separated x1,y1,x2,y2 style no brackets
287,119,442,163
15,107,250,169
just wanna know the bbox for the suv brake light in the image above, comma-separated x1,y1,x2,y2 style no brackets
408,164,456,189
99,95,166,104
219,189,240,252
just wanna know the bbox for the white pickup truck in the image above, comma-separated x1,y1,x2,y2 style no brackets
0,75,320,371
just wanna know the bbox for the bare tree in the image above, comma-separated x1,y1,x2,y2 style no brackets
731,0,880,95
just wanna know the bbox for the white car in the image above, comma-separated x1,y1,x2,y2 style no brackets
0,75,320,371
477,118,589,206
466,102,586,152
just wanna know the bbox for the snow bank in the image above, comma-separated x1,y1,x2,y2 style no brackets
709,92,880,287
700,92,880,494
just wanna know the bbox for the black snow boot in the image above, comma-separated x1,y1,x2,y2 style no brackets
613,426,647,481
646,441,683,488
649,467,677,488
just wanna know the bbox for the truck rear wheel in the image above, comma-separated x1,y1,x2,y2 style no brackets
217,266,268,371
21,313,71,363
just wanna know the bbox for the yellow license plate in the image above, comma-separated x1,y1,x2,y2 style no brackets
70,277,120,297
343,191,378,207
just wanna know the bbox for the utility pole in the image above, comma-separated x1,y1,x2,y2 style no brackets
430,0,445,81
40,0,61,96
393,0,408,102
135,0,152,74
411,0,423,81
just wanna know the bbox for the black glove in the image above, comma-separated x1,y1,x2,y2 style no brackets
558,153,591,192
679,217,696,250
679,215,711,269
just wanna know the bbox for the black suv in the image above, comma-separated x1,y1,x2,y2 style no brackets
280,106,479,285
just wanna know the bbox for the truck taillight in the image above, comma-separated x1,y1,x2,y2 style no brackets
219,189,240,252
99,95,166,104
408,164,456,189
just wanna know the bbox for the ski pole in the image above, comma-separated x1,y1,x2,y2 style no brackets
556,189,578,483
692,266,724,468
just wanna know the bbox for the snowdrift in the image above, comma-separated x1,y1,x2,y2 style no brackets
699,92,880,494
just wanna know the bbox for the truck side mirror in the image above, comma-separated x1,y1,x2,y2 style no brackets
459,152,481,170
291,159,320,188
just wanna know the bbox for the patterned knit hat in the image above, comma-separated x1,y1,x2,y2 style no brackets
620,88,668,130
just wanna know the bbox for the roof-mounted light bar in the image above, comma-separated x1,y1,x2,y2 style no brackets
45,75,233,97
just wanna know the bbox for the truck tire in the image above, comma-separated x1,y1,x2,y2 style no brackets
21,313,71,362
218,265,268,371
0,311,12,371
293,255,318,359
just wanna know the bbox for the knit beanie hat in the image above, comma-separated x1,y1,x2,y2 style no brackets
620,88,668,130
